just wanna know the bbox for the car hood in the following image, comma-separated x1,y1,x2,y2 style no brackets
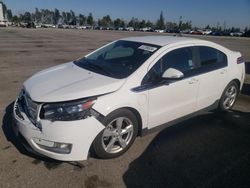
24,62,126,102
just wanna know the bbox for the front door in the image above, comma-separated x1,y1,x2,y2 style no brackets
143,46,200,129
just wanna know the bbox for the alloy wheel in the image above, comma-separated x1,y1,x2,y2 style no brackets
101,117,134,154
223,85,237,109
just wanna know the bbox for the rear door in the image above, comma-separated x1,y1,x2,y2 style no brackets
195,46,229,110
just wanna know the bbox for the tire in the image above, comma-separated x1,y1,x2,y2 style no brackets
92,109,138,159
218,81,239,111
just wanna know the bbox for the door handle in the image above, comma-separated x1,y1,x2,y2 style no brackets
220,69,227,74
188,78,198,84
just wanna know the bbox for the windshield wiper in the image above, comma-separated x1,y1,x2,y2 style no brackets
84,63,113,77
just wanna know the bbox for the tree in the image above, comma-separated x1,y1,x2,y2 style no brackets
60,11,75,24
54,8,60,25
12,15,19,23
79,14,86,26
128,17,140,29
145,20,153,28
66,12,72,24
114,18,121,28
234,27,240,32
69,10,76,25
179,21,192,30
40,9,54,24
205,24,211,29
114,18,125,28
99,15,112,27
166,21,178,30
62,12,67,24
156,11,165,30
6,9,12,21
120,20,125,28
87,13,94,26
216,22,220,30
223,21,227,31
22,12,32,23
35,8,41,23
178,16,182,30
139,20,146,28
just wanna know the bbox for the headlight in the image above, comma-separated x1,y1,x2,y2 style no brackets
40,98,96,121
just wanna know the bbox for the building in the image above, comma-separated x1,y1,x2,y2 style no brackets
0,2,7,26
0,3,4,21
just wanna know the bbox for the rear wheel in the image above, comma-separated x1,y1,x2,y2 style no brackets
93,109,138,159
218,81,239,111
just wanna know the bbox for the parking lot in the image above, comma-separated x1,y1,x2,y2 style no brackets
0,27,250,188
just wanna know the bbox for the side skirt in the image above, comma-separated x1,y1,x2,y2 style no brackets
141,100,219,136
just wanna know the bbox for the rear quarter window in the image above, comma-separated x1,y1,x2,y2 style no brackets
198,46,227,68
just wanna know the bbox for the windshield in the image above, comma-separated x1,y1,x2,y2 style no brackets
74,40,160,79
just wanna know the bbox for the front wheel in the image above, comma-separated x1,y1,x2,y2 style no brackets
218,81,239,111
92,109,138,159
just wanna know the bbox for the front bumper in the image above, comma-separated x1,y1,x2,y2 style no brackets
13,99,105,161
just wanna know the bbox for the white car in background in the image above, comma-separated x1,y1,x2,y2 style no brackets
13,36,245,161
201,29,212,35
155,29,165,33
125,27,134,31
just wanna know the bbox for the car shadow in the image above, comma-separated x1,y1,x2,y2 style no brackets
1,102,85,170
123,110,250,188
241,83,250,96
245,62,250,74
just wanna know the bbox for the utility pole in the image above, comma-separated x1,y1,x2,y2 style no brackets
223,21,226,31
217,21,220,30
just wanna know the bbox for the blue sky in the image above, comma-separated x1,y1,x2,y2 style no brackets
2,0,250,29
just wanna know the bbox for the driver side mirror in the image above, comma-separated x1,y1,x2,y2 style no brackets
162,68,184,79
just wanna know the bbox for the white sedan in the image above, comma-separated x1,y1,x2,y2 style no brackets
13,36,245,161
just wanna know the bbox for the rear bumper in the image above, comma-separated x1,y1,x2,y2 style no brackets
13,99,105,161
240,63,246,90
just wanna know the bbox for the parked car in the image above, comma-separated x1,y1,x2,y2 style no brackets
180,29,191,34
117,27,125,31
125,27,134,31
201,29,212,35
230,32,243,37
210,31,223,36
13,36,245,161
190,30,203,35
243,30,250,37
166,29,180,33
155,29,165,33
26,22,36,29
0,21,7,27
56,24,64,29
140,27,152,32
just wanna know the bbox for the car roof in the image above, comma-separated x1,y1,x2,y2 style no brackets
122,36,203,47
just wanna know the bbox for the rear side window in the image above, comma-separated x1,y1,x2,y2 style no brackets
198,46,227,68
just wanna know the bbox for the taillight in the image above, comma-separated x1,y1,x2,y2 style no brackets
237,56,244,64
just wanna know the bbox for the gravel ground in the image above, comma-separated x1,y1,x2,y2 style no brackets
0,28,250,188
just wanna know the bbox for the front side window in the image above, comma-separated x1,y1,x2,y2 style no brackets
143,47,195,84
74,40,160,79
